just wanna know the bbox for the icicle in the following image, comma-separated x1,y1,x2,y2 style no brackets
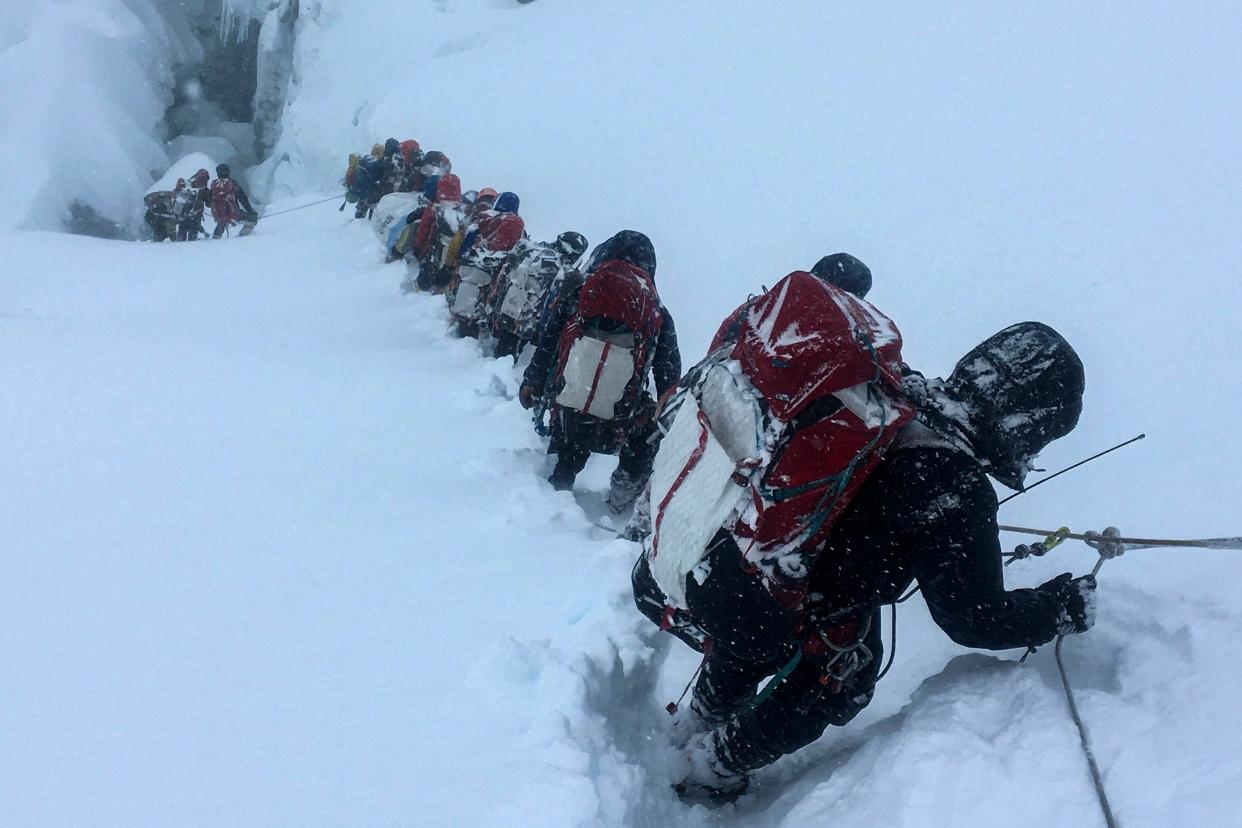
219,0,260,45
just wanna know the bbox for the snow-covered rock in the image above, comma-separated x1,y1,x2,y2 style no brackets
145,153,221,195
0,0,190,234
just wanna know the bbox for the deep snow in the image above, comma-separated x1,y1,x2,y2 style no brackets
3,199,1241,827
4,1,1242,826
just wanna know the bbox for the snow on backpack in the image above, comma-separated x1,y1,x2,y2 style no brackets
370,192,422,244
553,260,663,421
209,179,238,226
498,246,559,327
451,249,499,320
645,271,914,609
144,191,175,217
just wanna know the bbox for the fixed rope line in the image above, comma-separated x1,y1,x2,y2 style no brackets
999,525,1242,552
260,195,344,219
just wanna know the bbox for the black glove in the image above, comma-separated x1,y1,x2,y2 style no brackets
518,384,537,410
1040,572,1097,635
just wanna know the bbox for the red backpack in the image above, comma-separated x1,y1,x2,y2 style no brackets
552,260,664,422
210,178,238,226
646,271,914,609
399,139,420,165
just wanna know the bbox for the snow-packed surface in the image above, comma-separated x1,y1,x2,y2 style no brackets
4,201,1241,827
4,1,1242,825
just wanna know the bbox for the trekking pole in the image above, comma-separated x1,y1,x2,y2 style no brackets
998,434,1145,506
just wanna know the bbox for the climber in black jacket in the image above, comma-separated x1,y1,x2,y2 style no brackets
520,231,681,512
632,322,1102,800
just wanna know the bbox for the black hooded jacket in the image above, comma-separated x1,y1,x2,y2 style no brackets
808,441,1067,650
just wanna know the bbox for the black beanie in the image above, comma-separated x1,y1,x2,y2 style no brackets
811,253,872,298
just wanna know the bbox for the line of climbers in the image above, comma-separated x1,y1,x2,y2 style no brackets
352,135,1110,804
143,164,258,242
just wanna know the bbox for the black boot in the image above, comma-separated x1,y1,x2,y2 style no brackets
548,462,576,491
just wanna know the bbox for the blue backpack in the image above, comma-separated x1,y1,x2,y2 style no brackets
349,157,381,201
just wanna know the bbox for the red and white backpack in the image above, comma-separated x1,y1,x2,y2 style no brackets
645,271,914,609
552,260,664,421
209,178,238,226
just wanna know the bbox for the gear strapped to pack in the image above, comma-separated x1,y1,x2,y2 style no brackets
645,272,914,611
551,259,663,422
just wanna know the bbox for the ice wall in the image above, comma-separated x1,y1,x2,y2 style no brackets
0,1,189,235
0,0,299,236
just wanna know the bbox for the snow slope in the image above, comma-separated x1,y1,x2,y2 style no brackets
0,211,648,825
4,1,1242,825
3,200,1241,827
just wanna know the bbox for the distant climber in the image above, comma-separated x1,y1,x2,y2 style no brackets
711,252,874,348
446,192,527,337
409,173,466,294
484,230,589,359
143,183,182,242
176,169,210,241
209,164,259,238
519,230,680,511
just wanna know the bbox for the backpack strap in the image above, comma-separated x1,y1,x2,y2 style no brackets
759,395,845,502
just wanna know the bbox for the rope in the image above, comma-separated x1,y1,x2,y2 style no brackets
748,648,803,710
260,195,345,219
1055,635,1118,827
1000,525,1242,551
1053,553,1119,828
876,602,898,681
